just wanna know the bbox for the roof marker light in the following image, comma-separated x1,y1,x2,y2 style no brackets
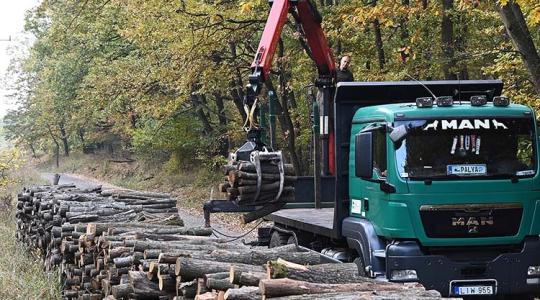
493,96,510,107
470,95,487,106
436,96,453,107
416,97,433,108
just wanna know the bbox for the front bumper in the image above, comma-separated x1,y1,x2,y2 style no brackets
386,237,540,297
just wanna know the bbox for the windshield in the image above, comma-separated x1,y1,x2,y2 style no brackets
395,117,536,180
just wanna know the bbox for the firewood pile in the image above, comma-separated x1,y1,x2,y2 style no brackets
15,184,449,300
218,151,297,224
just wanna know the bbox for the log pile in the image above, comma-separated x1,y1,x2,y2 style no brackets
16,184,451,299
218,152,297,224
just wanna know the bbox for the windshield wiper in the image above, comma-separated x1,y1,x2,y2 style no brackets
482,173,519,183
410,173,520,183
409,174,461,180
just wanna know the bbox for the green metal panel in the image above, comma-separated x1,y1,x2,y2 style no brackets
530,200,540,234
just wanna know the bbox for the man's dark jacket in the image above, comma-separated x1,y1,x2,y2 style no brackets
336,69,354,82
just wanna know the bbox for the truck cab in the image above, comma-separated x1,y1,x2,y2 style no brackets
267,80,540,298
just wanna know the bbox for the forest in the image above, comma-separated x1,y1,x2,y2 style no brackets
3,0,539,176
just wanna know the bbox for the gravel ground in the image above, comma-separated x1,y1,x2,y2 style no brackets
39,172,251,241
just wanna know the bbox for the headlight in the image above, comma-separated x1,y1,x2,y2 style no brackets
390,269,418,281
528,266,540,276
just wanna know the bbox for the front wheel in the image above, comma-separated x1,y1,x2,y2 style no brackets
353,257,367,276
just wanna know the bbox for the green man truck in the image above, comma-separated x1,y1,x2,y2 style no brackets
262,80,540,298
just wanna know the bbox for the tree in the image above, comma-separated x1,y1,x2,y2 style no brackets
498,0,540,96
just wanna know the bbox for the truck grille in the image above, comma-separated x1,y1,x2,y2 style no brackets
419,203,522,238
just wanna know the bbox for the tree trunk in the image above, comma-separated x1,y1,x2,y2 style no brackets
48,125,60,167
498,1,540,96
190,84,213,135
441,0,457,79
59,121,70,157
213,92,229,156
78,127,86,150
228,42,247,121
370,0,385,70
28,142,36,158
373,19,385,69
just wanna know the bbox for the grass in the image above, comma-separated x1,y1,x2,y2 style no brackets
0,211,61,299
0,159,61,299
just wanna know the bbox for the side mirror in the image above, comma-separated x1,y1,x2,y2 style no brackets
355,132,373,178
389,125,408,143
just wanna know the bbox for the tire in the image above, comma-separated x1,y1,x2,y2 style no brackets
353,257,367,276
269,230,289,248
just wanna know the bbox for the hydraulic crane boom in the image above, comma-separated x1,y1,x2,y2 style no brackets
244,0,337,174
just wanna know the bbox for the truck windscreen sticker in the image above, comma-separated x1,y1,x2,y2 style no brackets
447,164,487,176
423,119,508,131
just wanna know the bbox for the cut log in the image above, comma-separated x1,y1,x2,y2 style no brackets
136,228,213,240
158,250,204,264
195,291,217,300
206,277,235,291
178,280,198,298
111,283,134,299
237,162,295,175
223,286,260,300
258,278,430,297
268,259,368,284
230,270,266,286
237,182,291,195
266,289,446,300
175,258,265,280
87,222,186,236
132,240,245,252
196,278,210,295
158,274,176,291
144,249,162,259
235,191,293,205
208,244,319,265
129,271,169,298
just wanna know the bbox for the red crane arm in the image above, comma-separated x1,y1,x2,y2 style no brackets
295,0,335,76
249,0,336,84
250,0,290,82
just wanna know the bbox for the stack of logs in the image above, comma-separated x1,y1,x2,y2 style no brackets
16,184,450,300
219,157,297,224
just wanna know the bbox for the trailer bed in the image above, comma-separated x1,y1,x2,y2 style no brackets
268,208,336,238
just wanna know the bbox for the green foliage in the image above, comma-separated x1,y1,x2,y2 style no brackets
3,0,539,175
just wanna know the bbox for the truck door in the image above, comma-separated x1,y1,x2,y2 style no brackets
350,125,389,219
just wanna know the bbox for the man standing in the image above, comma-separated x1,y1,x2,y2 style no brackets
336,55,354,83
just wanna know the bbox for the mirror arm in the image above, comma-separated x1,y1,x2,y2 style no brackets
362,178,396,194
